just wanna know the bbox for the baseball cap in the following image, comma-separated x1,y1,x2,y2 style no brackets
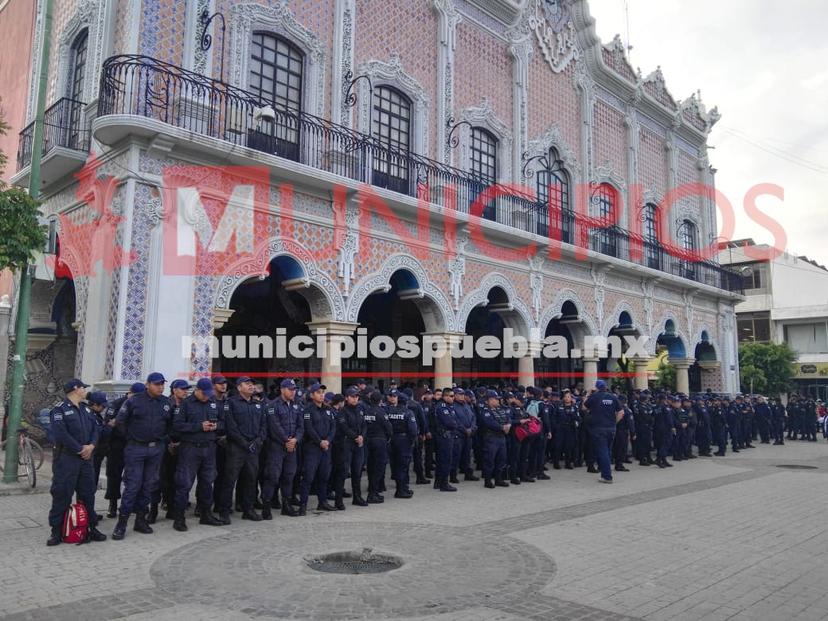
236,376,253,385
87,391,107,405
212,375,227,385
453,388,464,395
386,388,399,397
146,372,166,384
344,386,360,397
308,382,323,393
129,382,146,394
170,379,190,390
595,380,607,390
195,377,214,396
280,379,297,389
63,378,90,393
485,389,500,399
324,391,336,402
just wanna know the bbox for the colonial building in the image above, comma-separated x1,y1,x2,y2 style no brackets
10,0,743,405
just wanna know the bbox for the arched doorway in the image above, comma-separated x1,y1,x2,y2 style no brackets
692,330,718,393
537,300,585,391
600,310,641,392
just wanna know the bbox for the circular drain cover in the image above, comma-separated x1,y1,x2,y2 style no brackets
306,548,403,575
776,464,818,470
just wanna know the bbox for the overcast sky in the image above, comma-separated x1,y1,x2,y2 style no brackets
589,0,828,264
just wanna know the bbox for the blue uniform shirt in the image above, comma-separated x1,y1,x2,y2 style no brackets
224,395,266,449
584,391,621,430
116,391,173,443
50,399,99,454
173,394,224,443
303,402,336,445
268,397,305,444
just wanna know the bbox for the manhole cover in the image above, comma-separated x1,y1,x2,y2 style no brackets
305,548,403,575
776,464,818,470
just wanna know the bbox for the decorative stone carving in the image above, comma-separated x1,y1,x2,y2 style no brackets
229,2,326,117
640,278,655,335
527,0,579,74
433,0,462,163
525,124,581,179
456,98,514,179
333,0,356,126
335,200,360,296
54,0,105,104
591,265,608,332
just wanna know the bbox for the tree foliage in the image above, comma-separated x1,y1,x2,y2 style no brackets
739,341,796,396
655,360,676,391
0,187,46,271
0,100,9,181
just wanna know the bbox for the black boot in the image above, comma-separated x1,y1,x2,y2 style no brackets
657,459,668,469
415,476,431,485
47,528,62,547
218,511,231,525
147,504,158,525
367,493,383,504
317,501,336,511
586,465,598,474
352,488,368,506
134,512,153,534
449,474,460,484
112,515,129,540
565,463,574,470
615,464,629,472
281,502,299,517
298,503,307,516
107,499,118,519
439,480,457,492
464,470,480,482
173,512,188,532
261,502,273,521
394,488,413,499
495,478,509,487
271,495,281,510
199,510,224,526
241,510,263,521
552,462,561,470
484,479,495,489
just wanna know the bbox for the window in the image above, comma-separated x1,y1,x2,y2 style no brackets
247,32,303,160
591,183,618,257
734,264,763,290
678,219,698,280
371,85,412,194
470,127,498,220
537,149,572,242
785,323,828,354
738,313,771,343
642,203,660,269
67,29,88,149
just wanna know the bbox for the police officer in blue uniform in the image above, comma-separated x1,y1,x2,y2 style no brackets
754,395,772,444
299,383,336,515
632,391,654,466
332,386,367,510
613,395,635,472
113,372,172,540
671,396,689,461
727,395,743,452
87,391,111,494
364,390,392,502
408,389,431,485
583,381,624,483
693,396,713,457
452,389,479,482
709,395,728,456
171,378,225,531
46,379,107,546
103,382,144,518
480,390,510,488
433,388,460,492
553,390,580,469
386,388,418,498
149,379,189,524
217,376,267,524
261,379,304,518
771,397,786,445
653,393,675,468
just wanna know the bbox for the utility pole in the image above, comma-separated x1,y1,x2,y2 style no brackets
4,0,54,483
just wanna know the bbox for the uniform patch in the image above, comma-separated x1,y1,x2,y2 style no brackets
163,405,170,412
210,403,217,409
53,413,63,421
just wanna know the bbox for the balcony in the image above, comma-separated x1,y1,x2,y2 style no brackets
14,97,91,188
95,54,743,295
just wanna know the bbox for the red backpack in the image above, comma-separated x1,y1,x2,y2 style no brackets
62,502,89,544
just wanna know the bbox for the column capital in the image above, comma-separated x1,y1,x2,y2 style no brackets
671,358,695,370
305,320,360,336
212,308,235,331
581,356,601,364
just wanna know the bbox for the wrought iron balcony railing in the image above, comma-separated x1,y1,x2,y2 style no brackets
97,54,743,294
17,97,90,170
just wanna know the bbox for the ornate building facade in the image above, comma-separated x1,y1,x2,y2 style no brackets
12,0,743,401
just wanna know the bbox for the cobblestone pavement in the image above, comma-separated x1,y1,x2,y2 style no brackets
1,441,827,620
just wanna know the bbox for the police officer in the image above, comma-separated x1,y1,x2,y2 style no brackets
632,391,654,466
299,383,336,515
217,377,266,524
331,386,366,510
209,375,230,516
739,395,755,448
803,396,818,441
727,395,743,452
452,389,478,482
46,379,107,546
507,393,532,484
364,390,392,502
710,395,728,456
87,391,111,494
683,396,698,459
653,393,676,468
103,382,144,518
408,389,431,485
532,389,552,480
582,381,624,483
480,390,510,488
754,396,772,444
771,397,786,445
433,388,460,492
171,378,225,531
694,396,713,457
386,388,418,498
261,379,304,518
113,372,173,540
149,379,190,524
613,395,635,472
553,390,580,469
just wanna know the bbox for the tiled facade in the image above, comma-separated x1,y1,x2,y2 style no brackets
18,0,741,394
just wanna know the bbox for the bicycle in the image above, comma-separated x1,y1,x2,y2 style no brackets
0,425,45,488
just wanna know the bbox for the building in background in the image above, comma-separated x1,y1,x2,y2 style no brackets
8,0,743,412
720,239,828,398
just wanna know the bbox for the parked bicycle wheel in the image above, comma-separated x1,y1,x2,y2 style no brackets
28,439,44,470
21,441,36,488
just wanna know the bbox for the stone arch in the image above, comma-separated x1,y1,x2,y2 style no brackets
693,325,719,360
538,287,599,342
345,254,453,333
525,123,581,180
213,238,344,322
457,272,533,338
601,300,643,337
652,315,689,358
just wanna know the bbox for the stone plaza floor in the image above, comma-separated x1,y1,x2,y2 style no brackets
1,440,827,620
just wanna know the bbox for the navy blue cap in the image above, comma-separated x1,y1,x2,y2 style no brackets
129,382,146,394
453,388,464,395
670,394,681,402
355,378,366,385
344,386,360,397
386,388,399,397
147,372,166,384
87,391,107,405
308,382,323,393
549,391,560,397
324,392,335,402
195,378,214,396
170,379,190,390
63,378,90,393
484,389,500,399
331,394,345,405
595,380,607,390
280,379,297,389
212,375,227,385
236,376,253,385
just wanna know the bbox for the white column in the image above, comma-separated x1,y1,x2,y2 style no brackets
332,0,356,126
633,356,651,390
433,0,461,164
673,358,693,395
509,36,532,183
583,356,599,390
306,320,359,394
423,332,464,389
